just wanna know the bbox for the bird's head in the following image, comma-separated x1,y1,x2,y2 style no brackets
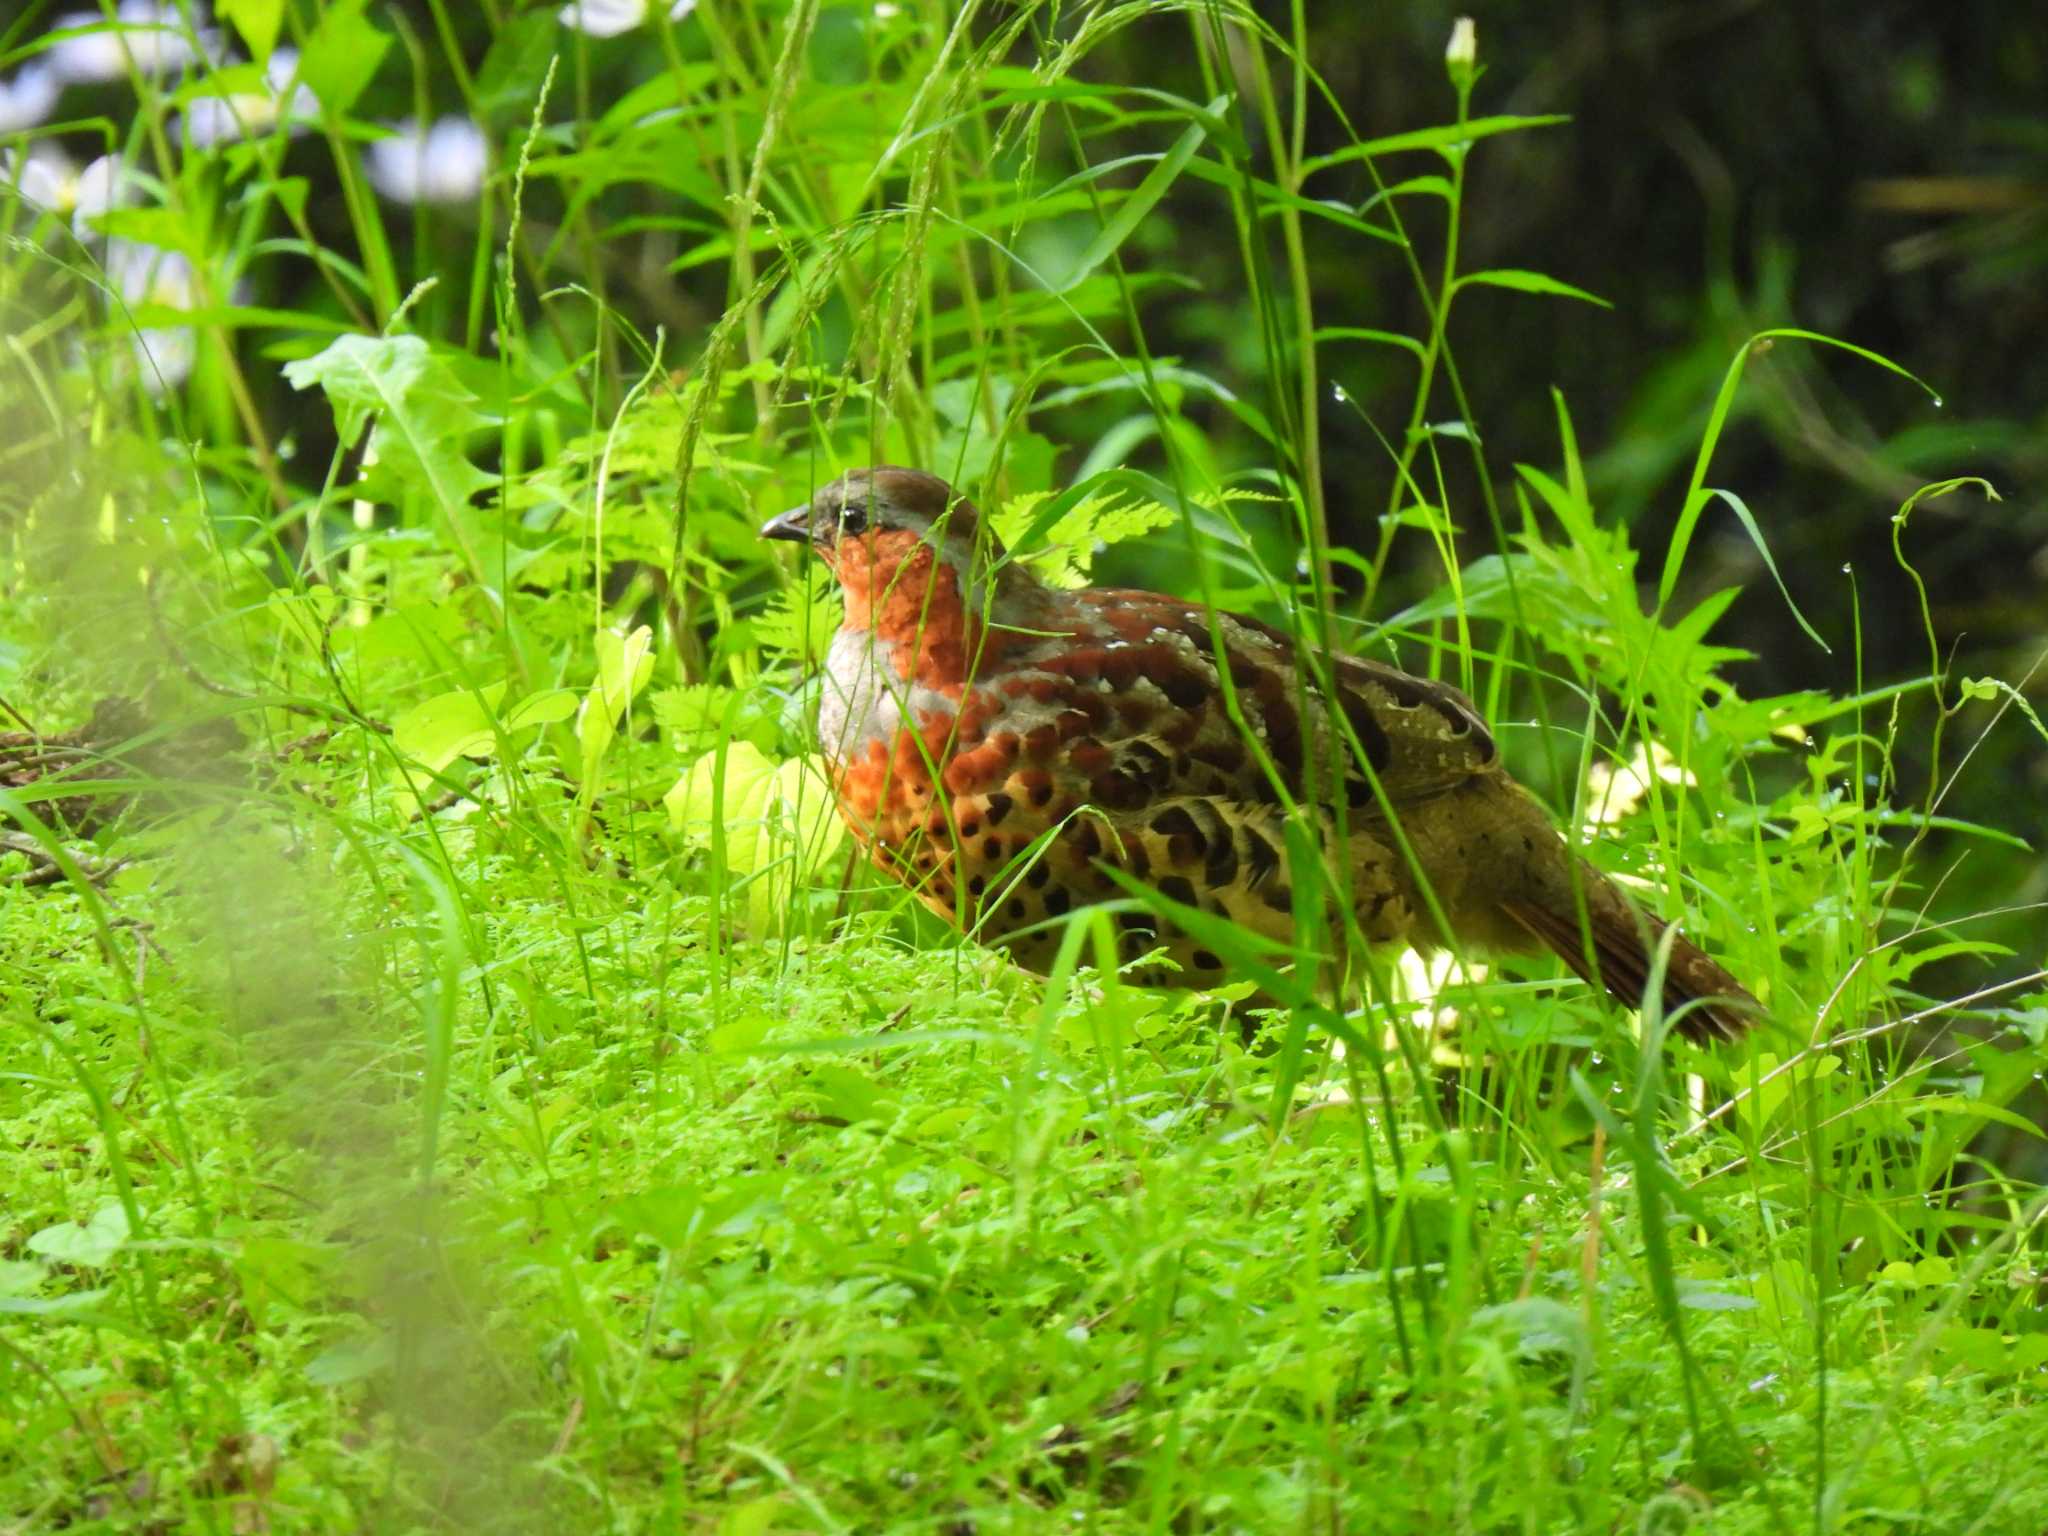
761,466,1033,678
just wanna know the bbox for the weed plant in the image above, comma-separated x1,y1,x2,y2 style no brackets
1,3,2044,1532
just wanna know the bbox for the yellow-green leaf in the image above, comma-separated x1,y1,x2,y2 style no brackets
664,743,845,934
392,682,570,776
579,625,656,783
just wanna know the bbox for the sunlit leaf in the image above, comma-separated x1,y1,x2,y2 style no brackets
27,1204,129,1269
299,0,392,116
664,743,845,935
217,0,283,61
392,681,570,776
283,335,497,572
579,624,656,784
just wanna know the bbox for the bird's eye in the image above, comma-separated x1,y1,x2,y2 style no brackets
839,501,869,536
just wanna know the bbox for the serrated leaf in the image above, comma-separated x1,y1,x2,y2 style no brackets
283,335,496,553
664,743,845,934
992,491,1175,588
651,683,756,751
755,565,841,664
1470,1297,1589,1358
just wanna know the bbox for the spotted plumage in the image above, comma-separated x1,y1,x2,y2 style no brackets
761,465,1759,1042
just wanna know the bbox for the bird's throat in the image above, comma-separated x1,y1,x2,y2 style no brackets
833,531,979,690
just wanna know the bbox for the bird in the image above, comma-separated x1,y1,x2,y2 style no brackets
761,465,1760,1043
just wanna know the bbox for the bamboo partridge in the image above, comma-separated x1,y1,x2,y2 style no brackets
762,466,1759,1042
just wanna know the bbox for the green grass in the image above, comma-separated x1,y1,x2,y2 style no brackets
3,2,2046,1531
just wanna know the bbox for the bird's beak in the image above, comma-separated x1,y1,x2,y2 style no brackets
759,504,812,544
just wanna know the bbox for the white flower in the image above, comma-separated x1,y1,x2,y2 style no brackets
1445,16,1477,71
556,0,698,38
365,117,488,205
49,2,217,84
72,154,140,236
0,64,60,134
5,146,144,232
131,324,197,392
106,238,195,306
179,49,318,147
1587,742,1698,826
2,143,79,212
104,239,199,393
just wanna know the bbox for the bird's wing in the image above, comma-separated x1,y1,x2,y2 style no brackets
1039,591,1497,817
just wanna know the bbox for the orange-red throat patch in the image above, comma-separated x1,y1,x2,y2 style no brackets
829,528,977,690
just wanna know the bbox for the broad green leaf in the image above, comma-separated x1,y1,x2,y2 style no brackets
283,335,496,570
90,207,205,257
719,1496,788,1536
804,1063,888,1125
392,682,507,775
392,682,568,776
664,743,845,935
474,12,558,126
27,1204,130,1269
579,625,656,784
305,1331,394,1386
706,1013,775,1054
0,1261,44,1297
508,689,578,729
299,0,391,116
218,0,282,61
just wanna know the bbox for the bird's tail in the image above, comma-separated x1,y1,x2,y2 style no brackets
1501,871,1759,1044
